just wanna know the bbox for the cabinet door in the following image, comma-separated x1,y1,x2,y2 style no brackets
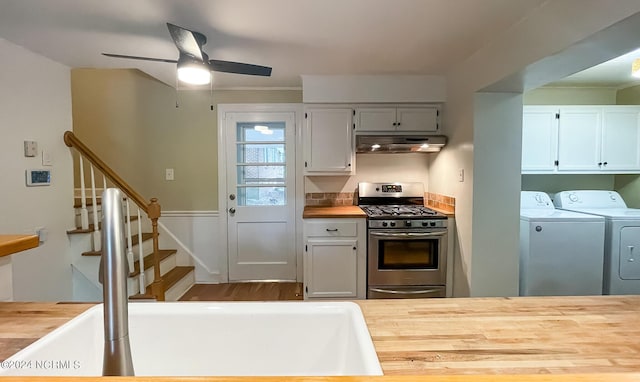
521,107,558,172
356,108,396,131
305,239,358,298
601,107,640,171
396,107,439,132
557,108,601,171
304,108,354,174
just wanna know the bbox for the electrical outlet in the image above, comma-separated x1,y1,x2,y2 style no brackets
165,168,174,181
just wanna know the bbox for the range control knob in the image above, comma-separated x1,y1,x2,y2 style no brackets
430,222,437,227
405,220,412,227
421,221,429,227
382,222,388,227
390,222,396,227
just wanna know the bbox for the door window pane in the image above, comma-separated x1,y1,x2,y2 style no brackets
237,165,285,185
236,122,287,206
238,187,286,206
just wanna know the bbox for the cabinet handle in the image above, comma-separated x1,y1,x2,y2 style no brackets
326,228,338,232
392,122,397,126
598,162,602,166
353,246,357,250
603,162,608,166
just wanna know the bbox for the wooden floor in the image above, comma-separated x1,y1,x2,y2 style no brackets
179,282,303,301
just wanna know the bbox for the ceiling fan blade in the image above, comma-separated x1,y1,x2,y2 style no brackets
166,23,204,61
102,53,177,64
209,60,272,76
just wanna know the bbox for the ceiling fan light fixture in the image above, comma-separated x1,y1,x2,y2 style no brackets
177,58,211,85
632,58,640,78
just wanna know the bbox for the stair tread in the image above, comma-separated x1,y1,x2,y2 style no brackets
68,216,140,235
129,249,177,277
73,198,102,208
80,233,154,256
142,266,195,296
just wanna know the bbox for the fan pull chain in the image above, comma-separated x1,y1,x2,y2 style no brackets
175,71,179,108
210,78,214,111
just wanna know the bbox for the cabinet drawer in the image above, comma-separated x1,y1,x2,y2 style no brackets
305,221,358,237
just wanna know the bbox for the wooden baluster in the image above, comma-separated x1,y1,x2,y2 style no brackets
137,208,145,295
147,198,164,301
124,197,134,293
90,165,100,251
79,156,89,230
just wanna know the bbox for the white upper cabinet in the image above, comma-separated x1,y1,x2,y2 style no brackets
521,106,559,172
303,106,355,175
522,105,640,174
356,105,440,133
600,107,640,171
557,107,602,171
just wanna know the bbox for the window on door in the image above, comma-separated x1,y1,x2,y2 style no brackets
236,122,287,206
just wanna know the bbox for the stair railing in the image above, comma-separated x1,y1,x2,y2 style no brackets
64,131,165,301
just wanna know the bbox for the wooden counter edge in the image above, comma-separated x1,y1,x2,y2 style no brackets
303,206,367,219
0,235,39,258
1,373,639,382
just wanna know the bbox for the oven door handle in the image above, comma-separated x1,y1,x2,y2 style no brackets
370,231,445,238
369,287,443,295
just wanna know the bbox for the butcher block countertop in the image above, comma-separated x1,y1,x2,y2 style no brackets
0,235,39,258
303,205,367,218
1,296,640,382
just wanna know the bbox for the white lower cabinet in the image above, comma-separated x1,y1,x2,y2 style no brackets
303,218,366,300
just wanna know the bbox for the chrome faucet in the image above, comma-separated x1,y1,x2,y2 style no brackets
99,188,135,376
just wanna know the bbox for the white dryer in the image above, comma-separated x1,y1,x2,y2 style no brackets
520,191,605,296
554,190,640,295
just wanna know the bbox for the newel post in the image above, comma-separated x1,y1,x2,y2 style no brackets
148,198,165,301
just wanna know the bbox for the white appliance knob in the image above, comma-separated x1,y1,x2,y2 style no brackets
535,194,543,203
610,194,617,200
569,194,579,202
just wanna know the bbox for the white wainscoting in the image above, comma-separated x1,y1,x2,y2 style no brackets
159,211,226,284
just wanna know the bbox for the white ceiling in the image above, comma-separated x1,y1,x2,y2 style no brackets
546,47,640,89
1,1,637,90
0,0,550,88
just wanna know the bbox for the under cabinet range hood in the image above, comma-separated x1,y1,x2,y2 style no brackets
355,135,447,153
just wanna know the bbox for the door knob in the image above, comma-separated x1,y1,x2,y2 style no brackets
229,207,236,214
229,194,236,200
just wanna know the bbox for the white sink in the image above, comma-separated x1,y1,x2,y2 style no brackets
1,301,382,376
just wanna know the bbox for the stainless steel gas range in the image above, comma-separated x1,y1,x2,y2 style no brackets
358,182,448,299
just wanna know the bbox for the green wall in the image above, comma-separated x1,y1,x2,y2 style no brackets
71,68,302,211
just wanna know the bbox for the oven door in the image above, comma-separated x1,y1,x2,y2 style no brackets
368,229,447,286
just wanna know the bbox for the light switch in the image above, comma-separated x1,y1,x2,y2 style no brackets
458,169,464,182
42,150,53,166
165,168,174,181
24,141,37,157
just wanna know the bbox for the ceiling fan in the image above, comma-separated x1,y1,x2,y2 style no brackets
103,23,272,85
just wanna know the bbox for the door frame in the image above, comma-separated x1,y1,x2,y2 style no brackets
217,103,304,283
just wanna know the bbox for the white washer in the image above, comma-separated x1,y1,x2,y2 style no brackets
520,191,605,296
554,190,640,295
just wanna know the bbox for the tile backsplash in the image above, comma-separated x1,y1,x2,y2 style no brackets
305,192,356,206
426,192,455,213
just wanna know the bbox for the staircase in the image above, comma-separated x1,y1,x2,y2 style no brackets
64,131,195,301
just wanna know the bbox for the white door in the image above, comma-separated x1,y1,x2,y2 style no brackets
225,112,296,281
